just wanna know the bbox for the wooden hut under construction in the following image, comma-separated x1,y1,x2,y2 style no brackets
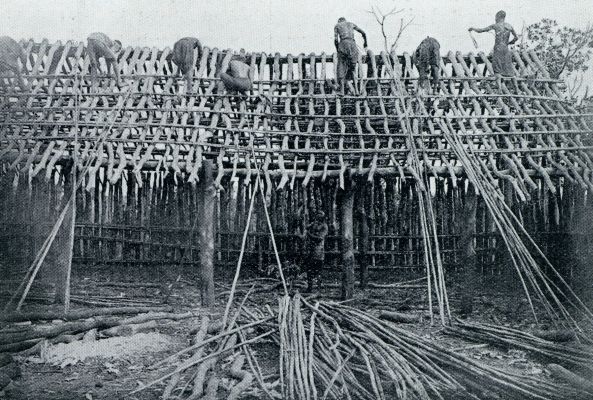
1,39,592,314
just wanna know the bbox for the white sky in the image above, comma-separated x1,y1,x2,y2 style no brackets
2,0,591,53
2,0,592,88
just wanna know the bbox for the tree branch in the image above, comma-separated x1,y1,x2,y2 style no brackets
368,4,413,54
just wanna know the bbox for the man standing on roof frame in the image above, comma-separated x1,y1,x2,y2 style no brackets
468,10,519,77
334,17,368,95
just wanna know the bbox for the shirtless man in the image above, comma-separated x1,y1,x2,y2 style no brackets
334,17,368,95
304,211,329,293
412,36,441,94
0,36,27,91
469,10,519,76
172,37,202,94
87,32,122,88
219,55,252,94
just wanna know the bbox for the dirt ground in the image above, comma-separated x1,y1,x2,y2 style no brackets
0,273,588,400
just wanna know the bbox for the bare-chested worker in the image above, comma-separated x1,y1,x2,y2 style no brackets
469,10,518,77
219,55,252,94
87,32,122,88
0,36,27,91
334,17,367,95
304,210,328,293
172,37,202,94
412,36,441,94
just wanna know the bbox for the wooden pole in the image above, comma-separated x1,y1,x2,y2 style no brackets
55,79,79,311
358,179,369,289
198,160,216,307
54,162,75,311
460,182,478,316
498,180,515,290
339,177,355,300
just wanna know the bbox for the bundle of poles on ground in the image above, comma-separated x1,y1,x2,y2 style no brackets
136,292,592,400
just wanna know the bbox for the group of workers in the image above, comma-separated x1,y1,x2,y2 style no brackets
332,10,518,94
0,10,519,291
0,9,519,98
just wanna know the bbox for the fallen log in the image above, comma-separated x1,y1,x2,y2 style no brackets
323,282,425,290
202,376,220,400
547,364,593,394
163,316,211,400
17,332,85,357
189,320,223,336
227,354,254,400
82,329,97,342
0,306,174,323
0,311,192,348
189,358,218,399
0,317,117,346
101,320,159,337
190,335,238,399
378,310,421,324
0,339,42,353
93,282,161,288
533,329,576,343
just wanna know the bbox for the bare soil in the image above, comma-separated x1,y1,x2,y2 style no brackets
0,273,585,400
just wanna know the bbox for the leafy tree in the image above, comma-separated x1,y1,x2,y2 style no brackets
523,19,593,79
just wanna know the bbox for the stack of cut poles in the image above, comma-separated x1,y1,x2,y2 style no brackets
138,293,590,399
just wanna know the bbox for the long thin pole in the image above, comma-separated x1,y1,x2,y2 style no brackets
62,75,80,312
221,184,257,330
11,85,134,311
256,174,288,295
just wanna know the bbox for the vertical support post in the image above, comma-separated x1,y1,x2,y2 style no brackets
54,162,75,311
339,177,355,300
198,160,216,307
498,180,515,289
358,179,369,289
460,182,477,316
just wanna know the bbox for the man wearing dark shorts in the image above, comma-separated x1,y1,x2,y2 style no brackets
172,37,202,94
0,36,27,90
304,211,329,292
219,55,252,94
334,17,367,95
87,32,122,88
412,36,441,94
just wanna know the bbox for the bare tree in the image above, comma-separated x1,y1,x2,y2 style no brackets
566,73,586,100
367,4,414,54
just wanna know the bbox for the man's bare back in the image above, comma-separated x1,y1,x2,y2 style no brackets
228,59,250,79
469,10,518,76
334,21,356,41
220,56,252,93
